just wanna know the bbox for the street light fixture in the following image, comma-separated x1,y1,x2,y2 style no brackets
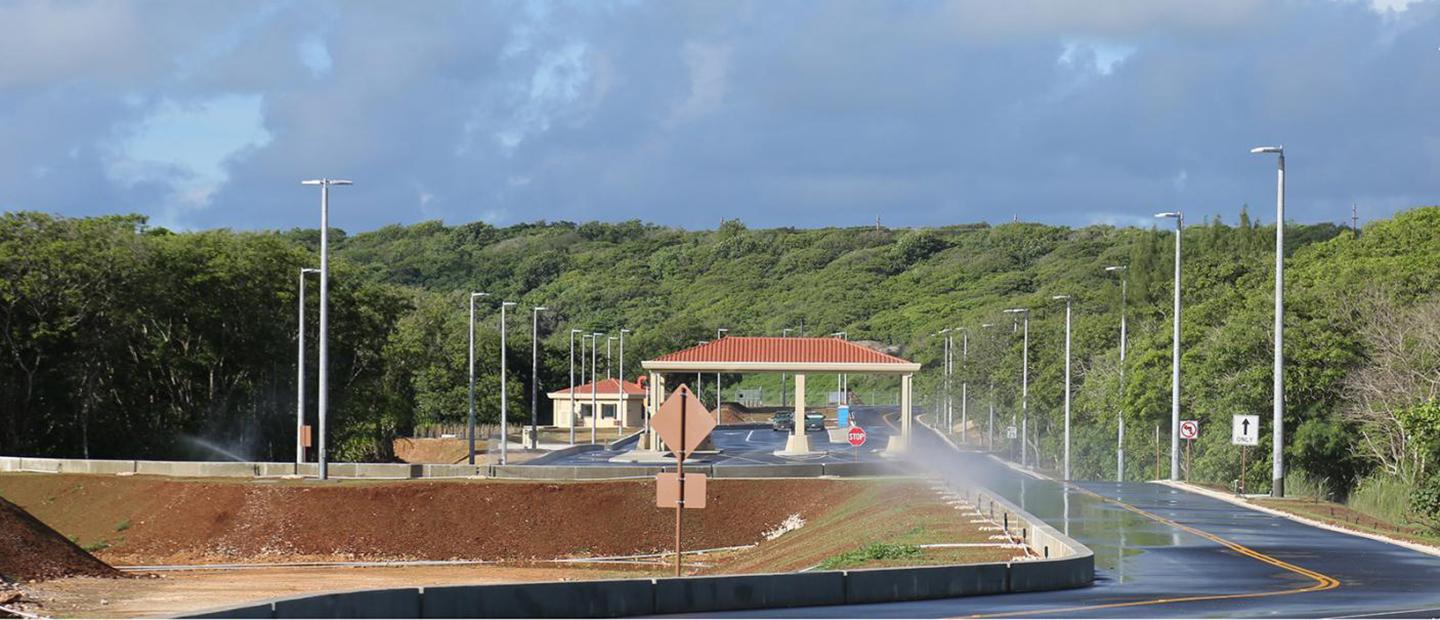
301,178,351,480
1252,145,1286,498
1156,210,1183,481
1003,308,1030,466
467,291,490,465
530,307,547,450
1052,295,1073,481
1105,265,1129,482
296,267,319,466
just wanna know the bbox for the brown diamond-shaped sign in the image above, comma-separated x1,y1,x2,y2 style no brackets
651,384,715,459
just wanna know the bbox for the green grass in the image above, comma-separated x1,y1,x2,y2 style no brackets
115,518,130,532
82,540,110,553
817,542,922,570
1349,476,1416,525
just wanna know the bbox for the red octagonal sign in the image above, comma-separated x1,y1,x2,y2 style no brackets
847,426,867,447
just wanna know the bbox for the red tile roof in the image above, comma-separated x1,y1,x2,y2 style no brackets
651,336,911,365
550,378,646,396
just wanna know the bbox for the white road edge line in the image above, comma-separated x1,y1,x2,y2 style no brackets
745,430,755,442
1157,480,1440,559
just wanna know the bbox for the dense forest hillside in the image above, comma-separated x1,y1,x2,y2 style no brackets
4,208,1440,528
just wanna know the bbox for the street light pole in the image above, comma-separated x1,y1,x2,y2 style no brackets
530,307,547,450
959,327,969,445
467,292,489,465
569,329,581,445
1253,145,1286,498
831,332,848,406
296,267,318,466
782,328,793,408
619,328,630,431
1003,309,1029,466
1105,266,1128,482
935,329,951,434
715,328,728,409
981,323,995,450
1156,211,1183,481
301,178,351,481
591,332,603,445
499,301,517,465
1053,295,1073,481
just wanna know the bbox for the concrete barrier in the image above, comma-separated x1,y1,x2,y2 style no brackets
821,461,904,477
272,588,421,619
420,464,483,478
423,578,655,618
653,571,845,614
710,463,824,478
491,464,663,480
526,444,604,465
844,563,1009,603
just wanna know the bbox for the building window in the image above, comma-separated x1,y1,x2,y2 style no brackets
602,404,617,419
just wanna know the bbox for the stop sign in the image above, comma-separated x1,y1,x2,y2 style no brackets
847,426,867,447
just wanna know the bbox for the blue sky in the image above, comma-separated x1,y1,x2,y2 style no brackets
1,0,1437,232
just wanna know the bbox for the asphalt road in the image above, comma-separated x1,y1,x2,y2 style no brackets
540,408,896,466
694,411,1440,618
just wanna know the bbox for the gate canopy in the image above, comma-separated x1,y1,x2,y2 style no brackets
641,336,920,375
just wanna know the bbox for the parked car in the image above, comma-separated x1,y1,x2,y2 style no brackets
804,412,826,432
770,411,793,431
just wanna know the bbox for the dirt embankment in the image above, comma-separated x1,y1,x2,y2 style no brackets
0,496,119,583
0,474,869,566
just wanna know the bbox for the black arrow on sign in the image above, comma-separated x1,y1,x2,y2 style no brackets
1242,419,1251,435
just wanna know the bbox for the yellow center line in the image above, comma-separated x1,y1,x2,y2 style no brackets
959,483,1341,618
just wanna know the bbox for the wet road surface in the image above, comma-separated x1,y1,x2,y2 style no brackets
699,409,1440,618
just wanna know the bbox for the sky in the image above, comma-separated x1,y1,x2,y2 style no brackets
1,0,1438,233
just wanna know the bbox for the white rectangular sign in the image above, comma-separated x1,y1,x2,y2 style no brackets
1232,415,1259,446
1005,426,1018,439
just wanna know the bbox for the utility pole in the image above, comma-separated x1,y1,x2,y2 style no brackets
1156,210,1183,481
1252,145,1286,497
569,329,581,445
296,267,318,466
960,327,968,445
467,292,489,465
530,306,547,450
499,301,517,465
590,333,603,445
301,178,351,481
619,328,630,431
1106,266,1129,482
1053,295,1073,481
1004,308,1030,466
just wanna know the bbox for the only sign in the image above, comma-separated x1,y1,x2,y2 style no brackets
847,426,867,448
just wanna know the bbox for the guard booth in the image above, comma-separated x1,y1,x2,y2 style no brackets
640,336,921,456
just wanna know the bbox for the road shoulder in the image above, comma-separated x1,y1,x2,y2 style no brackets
1159,480,1440,559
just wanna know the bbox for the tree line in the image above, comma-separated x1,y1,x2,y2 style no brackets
2,208,1438,528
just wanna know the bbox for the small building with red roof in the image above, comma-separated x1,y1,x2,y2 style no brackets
547,377,647,430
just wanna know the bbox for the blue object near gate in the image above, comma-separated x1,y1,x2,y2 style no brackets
838,404,850,427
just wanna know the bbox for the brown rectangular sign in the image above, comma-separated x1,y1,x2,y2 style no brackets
655,472,707,509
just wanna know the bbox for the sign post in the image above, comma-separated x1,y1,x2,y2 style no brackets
651,384,715,576
1232,415,1259,494
1179,420,1198,481
848,426,867,462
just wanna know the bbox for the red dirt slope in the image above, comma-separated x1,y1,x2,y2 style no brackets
0,496,119,582
0,475,872,567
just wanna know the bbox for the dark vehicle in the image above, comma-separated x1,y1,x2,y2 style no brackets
805,412,826,432
771,411,793,431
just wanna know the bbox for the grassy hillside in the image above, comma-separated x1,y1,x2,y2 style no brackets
6,208,1440,528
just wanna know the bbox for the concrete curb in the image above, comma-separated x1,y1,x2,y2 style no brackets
1159,480,1440,559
